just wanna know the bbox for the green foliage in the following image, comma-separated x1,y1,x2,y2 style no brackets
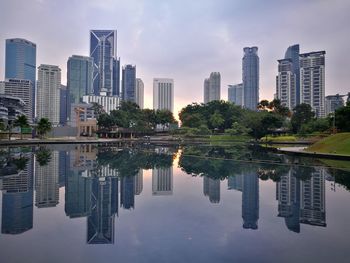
209,111,224,130
14,115,29,139
37,118,52,138
299,118,331,136
291,103,315,133
36,147,52,166
335,102,350,131
225,122,251,136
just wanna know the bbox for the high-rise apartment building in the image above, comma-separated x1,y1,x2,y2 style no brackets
90,30,119,95
5,38,36,118
82,94,119,114
1,79,34,122
67,55,93,119
300,51,326,118
203,176,220,203
242,47,259,110
122,65,136,102
37,65,61,125
135,78,144,109
204,72,220,103
284,44,300,105
228,83,243,106
60,85,67,125
153,78,174,112
276,58,296,109
325,94,345,115
152,167,173,195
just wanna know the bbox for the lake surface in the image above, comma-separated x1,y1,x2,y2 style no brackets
0,143,350,263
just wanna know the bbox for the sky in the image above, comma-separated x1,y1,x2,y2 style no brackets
0,0,350,117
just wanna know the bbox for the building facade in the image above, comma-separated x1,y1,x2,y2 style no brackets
153,78,174,112
300,51,326,118
242,47,259,111
284,44,300,105
37,65,61,125
5,38,36,117
152,167,173,196
325,94,345,115
122,65,136,103
1,79,34,122
228,83,243,106
82,94,119,114
0,95,25,125
204,72,221,103
276,59,296,109
135,78,144,109
67,55,93,119
60,85,67,125
90,30,119,95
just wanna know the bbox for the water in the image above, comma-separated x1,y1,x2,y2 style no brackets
0,143,349,263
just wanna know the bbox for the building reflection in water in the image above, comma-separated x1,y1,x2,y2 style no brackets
203,177,220,203
152,167,173,196
35,151,59,208
276,167,326,232
242,173,259,230
1,153,34,234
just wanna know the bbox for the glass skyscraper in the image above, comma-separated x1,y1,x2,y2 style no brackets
5,38,36,118
284,44,300,105
242,47,259,111
122,64,136,102
90,30,119,96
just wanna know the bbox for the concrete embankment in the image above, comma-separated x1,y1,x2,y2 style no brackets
276,147,350,161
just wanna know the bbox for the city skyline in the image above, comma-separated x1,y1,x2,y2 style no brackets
1,0,349,116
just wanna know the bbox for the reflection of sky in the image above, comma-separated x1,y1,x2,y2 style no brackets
0,150,350,262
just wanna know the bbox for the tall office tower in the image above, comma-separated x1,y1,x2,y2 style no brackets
276,168,301,233
325,94,345,115
67,55,93,119
203,176,220,203
242,172,259,229
242,47,259,110
135,78,144,109
5,38,36,118
300,168,326,227
122,64,136,102
284,44,300,105
152,167,173,195
113,58,120,96
37,65,61,125
203,72,221,103
1,154,34,234
134,170,143,195
59,85,67,125
228,83,243,106
1,79,34,122
65,171,92,218
87,177,118,244
121,176,135,209
300,51,326,118
227,174,243,191
90,30,118,95
153,78,174,112
35,151,59,208
276,59,296,109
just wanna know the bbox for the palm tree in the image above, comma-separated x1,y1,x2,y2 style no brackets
14,115,29,139
37,118,52,139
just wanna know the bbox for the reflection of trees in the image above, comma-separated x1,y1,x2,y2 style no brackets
35,147,52,166
12,156,29,171
327,168,350,191
96,148,174,177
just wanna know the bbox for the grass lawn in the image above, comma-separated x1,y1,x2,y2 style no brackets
209,134,251,142
262,135,298,142
306,133,350,155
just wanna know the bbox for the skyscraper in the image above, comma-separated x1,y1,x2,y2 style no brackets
1,79,34,122
300,51,326,118
228,83,243,106
5,38,36,118
242,47,259,110
284,44,300,105
37,65,61,125
122,64,136,102
59,85,67,125
276,59,296,109
113,58,121,96
203,72,221,103
67,55,93,119
153,78,174,112
90,30,118,95
325,94,345,115
135,78,144,109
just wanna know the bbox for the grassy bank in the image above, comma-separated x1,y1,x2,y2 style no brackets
306,133,350,155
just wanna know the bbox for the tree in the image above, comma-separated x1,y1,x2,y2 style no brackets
209,111,224,130
36,147,51,166
91,102,104,117
156,110,176,130
97,113,114,130
13,115,29,139
335,102,350,132
291,103,315,133
142,109,157,130
37,118,52,139
225,122,251,136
